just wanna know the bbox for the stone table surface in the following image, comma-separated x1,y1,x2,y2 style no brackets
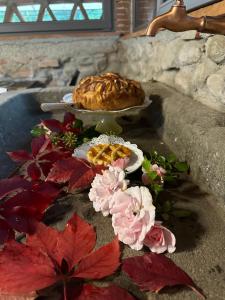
44,128,225,300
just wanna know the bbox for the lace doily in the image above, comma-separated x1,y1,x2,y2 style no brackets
73,135,144,174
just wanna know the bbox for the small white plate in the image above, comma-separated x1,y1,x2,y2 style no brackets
73,134,144,174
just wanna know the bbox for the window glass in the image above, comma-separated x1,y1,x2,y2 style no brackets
0,1,112,33
17,5,41,22
0,6,6,23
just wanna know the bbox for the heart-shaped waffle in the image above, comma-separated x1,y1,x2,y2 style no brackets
87,144,132,166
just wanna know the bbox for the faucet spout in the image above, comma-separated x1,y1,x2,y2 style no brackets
146,1,204,36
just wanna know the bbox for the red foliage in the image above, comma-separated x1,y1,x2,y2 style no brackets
74,284,135,300
0,177,60,240
41,112,81,134
0,214,122,299
123,253,205,299
7,136,68,180
47,157,104,192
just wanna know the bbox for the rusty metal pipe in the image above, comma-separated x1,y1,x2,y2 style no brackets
146,0,225,36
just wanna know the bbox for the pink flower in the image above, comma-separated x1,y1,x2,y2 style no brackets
110,186,155,251
89,166,129,217
111,157,130,170
144,222,176,254
142,164,166,185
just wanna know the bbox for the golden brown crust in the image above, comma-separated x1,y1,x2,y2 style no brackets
87,143,132,166
73,72,145,111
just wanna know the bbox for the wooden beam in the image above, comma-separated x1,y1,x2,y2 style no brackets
190,0,225,17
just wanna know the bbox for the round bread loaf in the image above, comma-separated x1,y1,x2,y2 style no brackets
73,72,145,111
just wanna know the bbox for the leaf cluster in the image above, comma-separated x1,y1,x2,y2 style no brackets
31,113,99,151
142,150,189,196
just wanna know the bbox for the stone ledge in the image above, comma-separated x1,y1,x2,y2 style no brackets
142,81,225,208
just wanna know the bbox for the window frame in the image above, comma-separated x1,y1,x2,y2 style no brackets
0,0,113,34
157,0,220,15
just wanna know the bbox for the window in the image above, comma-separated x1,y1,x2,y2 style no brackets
133,0,157,31
0,0,113,34
157,0,219,15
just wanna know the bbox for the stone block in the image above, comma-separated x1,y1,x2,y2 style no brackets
94,54,108,72
178,41,202,66
11,67,33,79
174,65,195,95
207,73,225,99
193,58,218,89
77,66,96,82
206,35,225,63
78,56,93,67
160,39,184,70
157,70,177,87
38,58,60,69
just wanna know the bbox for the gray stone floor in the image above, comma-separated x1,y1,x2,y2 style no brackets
1,83,225,299
44,129,225,300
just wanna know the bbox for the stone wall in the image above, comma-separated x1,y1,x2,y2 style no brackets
0,36,119,87
117,31,225,112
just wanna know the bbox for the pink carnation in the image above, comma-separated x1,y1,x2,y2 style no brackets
89,166,129,217
111,157,130,170
144,222,176,254
142,164,166,185
110,186,155,250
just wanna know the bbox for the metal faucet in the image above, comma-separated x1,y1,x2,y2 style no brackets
146,0,225,36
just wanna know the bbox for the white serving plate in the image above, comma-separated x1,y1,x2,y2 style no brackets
73,134,144,174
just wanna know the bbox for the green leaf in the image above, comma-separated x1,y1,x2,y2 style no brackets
167,153,177,163
152,183,163,194
172,209,193,218
73,119,83,129
142,158,151,172
174,162,189,173
148,171,158,181
31,126,47,137
164,174,176,182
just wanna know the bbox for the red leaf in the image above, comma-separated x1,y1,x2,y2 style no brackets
122,253,205,299
32,181,60,199
0,214,122,297
0,294,36,300
75,284,135,300
1,207,40,234
47,158,82,183
74,237,120,280
0,240,57,295
41,119,63,133
63,112,75,127
56,214,96,270
7,150,32,162
68,167,95,191
0,176,32,200
0,219,15,245
31,136,51,157
27,162,41,181
47,158,103,192
27,214,96,270
2,190,55,215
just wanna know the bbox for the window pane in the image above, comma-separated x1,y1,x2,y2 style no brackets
17,5,41,22
0,1,113,33
49,4,74,21
43,9,53,22
83,3,103,20
74,8,85,20
0,6,6,23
